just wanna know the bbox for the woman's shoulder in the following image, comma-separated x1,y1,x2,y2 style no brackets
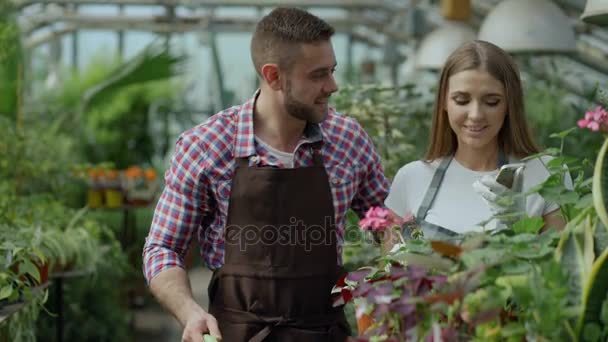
520,155,555,175
396,159,442,177
391,159,442,188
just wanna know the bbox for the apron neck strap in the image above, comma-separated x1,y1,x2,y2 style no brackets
235,141,324,168
236,157,250,168
416,150,508,222
416,156,452,221
498,149,508,168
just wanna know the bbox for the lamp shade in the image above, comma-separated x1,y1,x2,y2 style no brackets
581,0,608,26
478,0,576,53
415,22,477,70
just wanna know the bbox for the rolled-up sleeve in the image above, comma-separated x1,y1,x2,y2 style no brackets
143,133,209,284
350,121,390,217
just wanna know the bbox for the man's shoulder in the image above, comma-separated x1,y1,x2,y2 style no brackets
180,105,240,146
320,108,366,144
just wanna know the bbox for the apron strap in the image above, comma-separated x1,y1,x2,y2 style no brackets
498,149,508,168
236,141,325,168
416,150,509,222
416,156,453,222
237,157,250,168
213,306,347,342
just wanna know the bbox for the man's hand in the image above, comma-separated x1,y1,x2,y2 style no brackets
181,311,221,342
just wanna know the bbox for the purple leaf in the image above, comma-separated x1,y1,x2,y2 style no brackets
428,275,448,286
372,303,391,317
389,265,409,280
365,324,388,337
375,282,394,296
402,316,419,333
353,282,373,297
347,268,372,283
406,265,428,279
391,303,416,316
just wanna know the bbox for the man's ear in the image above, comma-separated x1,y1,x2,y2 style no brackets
261,64,282,91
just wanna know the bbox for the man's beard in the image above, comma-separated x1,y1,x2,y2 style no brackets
283,80,327,124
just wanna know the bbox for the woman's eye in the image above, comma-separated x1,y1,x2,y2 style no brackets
454,98,468,105
486,100,500,107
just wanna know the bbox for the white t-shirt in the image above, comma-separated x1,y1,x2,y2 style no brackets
255,136,295,168
385,156,566,234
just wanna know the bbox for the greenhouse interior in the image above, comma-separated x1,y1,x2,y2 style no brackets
2,0,608,341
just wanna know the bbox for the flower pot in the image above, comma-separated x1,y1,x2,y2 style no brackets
87,189,103,208
104,189,124,208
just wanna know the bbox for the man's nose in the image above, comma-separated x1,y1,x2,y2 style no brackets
325,75,338,94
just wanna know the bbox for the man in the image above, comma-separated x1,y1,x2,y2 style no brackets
143,7,389,342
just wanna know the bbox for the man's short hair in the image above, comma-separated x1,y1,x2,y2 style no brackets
250,7,335,76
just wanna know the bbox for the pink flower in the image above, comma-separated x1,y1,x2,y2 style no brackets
359,207,405,232
579,106,608,132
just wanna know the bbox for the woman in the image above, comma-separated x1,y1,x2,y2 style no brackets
385,40,568,241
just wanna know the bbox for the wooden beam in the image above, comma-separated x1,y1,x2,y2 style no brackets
25,25,76,48
22,14,400,56
12,0,389,10
349,12,410,45
22,12,356,35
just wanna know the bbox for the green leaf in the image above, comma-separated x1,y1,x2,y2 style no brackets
523,148,561,161
0,13,21,120
501,260,533,275
0,285,12,300
577,247,608,338
512,217,544,234
550,127,577,140
399,253,455,272
600,294,608,326
577,194,594,209
496,274,528,289
461,248,508,268
512,243,554,259
593,138,608,229
583,323,602,342
558,230,587,307
20,259,40,283
82,41,185,111
499,322,526,337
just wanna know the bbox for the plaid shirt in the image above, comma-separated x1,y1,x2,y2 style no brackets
143,91,389,283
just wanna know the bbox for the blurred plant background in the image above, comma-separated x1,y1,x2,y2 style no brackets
2,0,608,341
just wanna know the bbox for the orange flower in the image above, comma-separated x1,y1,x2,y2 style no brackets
144,168,157,181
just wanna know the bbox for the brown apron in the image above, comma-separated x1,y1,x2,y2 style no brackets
208,143,350,342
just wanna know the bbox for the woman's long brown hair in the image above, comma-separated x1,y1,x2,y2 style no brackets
425,40,540,161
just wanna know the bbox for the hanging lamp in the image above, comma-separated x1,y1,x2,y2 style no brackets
478,0,576,53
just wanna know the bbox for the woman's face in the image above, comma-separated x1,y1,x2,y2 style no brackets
445,69,507,151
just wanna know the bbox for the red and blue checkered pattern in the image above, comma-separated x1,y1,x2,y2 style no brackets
143,91,389,283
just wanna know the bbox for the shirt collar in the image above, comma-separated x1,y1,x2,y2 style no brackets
233,89,324,158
